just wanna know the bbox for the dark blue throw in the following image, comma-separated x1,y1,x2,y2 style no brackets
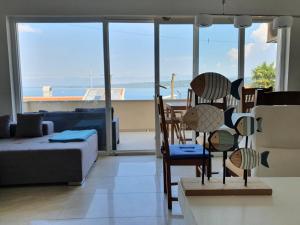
49,130,97,143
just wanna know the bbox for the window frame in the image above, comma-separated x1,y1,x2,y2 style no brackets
6,15,274,156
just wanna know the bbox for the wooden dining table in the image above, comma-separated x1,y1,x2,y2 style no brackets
165,101,187,144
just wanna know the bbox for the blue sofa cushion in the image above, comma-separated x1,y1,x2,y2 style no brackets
170,144,210,159
49,130,97,142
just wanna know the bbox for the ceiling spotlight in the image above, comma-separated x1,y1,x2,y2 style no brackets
273,16,293,29
234,15,252,28
195,14,213,27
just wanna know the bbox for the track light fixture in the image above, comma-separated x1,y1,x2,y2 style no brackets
273,16,293,29
234,15,252,28
195,14,213,27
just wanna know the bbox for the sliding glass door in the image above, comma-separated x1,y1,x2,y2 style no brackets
159,24,193,100
109,22,155,152
16,22,112,151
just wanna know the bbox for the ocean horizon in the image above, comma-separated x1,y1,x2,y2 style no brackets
23,77,252,100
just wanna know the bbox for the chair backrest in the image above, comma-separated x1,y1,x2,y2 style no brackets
242,87,272,112
187,88,193,109
226,95,239,110
156,95,170,157
195,95,227,110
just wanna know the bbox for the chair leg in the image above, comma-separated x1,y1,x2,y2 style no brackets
181,124,186,144
173,122,183,144
176,123,185,144
174,123,180,143
179,122,186,144
196,165,201,177
163,159,167,194
207,158,212,178
166,162,172,210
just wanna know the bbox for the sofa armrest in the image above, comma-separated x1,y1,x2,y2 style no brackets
112,117,120,150
42,121,54,135
10,121,54,137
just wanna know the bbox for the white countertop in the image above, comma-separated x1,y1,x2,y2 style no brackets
178,177,300,225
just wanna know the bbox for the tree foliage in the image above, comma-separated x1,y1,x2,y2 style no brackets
251,62,275,88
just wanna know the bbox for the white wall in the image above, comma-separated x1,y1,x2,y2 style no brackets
23,100,156,131
1,0,300,114
224,0,300,16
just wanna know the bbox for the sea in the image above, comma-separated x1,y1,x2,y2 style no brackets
23,77,252,100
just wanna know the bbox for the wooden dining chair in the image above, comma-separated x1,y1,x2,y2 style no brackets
194,95,228,177
186,88,193,109
180,88,194,143
196,95,227,110
157,95,211,210
242,87,272,113
164,108,185,144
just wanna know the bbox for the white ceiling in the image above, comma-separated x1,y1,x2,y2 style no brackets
1,0,299,17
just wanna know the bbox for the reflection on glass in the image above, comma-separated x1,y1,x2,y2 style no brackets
18,23,104,104
160,24,193,99
199,24,238,81
109,23,154,100
244,23,277,88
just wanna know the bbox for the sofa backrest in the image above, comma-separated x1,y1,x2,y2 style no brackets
74,108,114,119
41,111,106,132
252,105,300,149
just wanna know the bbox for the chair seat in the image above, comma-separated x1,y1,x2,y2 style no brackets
170,144,210,159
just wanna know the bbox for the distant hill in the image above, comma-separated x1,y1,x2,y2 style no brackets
111,76,252,89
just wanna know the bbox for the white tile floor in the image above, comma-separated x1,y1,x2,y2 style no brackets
0,155,223,225
118,132,156,151
117,131,194,151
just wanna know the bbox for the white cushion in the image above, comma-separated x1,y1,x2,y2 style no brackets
252,105,300,149
254,147,300,177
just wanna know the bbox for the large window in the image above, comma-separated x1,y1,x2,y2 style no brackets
109,22,154,100
15,19,277,153
109,22,155,151
160,24,193,99
244,23,277,88
17,22,104,111
199,24,238,81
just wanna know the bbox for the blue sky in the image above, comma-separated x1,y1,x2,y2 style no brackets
18,22,276,90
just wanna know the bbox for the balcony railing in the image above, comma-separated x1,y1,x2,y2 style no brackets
23,99,159,131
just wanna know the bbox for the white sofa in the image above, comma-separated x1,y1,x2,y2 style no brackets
252,105,300,177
